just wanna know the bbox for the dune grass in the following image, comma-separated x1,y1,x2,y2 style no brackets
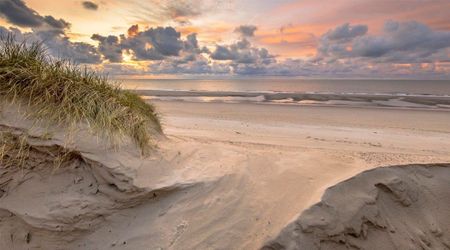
0,130,80,169
0,36,161,155
0,131,31,169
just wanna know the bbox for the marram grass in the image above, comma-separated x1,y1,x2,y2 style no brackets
0,36,161,155
0,131,31,169
0,130,79,169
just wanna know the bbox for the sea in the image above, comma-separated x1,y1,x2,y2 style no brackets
120,78,450,109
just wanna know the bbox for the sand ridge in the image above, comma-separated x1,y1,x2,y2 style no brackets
263,164,450,250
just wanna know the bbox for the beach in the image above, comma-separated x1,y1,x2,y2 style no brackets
120,100,450,249
1,93,450,249
2,95,450,249
2,1,450,247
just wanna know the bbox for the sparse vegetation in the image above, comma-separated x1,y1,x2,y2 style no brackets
0,130,80,169
0,131,31,169
0,36,161,154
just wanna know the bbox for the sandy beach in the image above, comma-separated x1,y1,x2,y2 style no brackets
1,98,450,249
122,100,450,249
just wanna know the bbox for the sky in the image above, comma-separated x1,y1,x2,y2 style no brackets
1,0,450,78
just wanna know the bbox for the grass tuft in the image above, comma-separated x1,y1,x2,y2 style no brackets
0,131,31,169
0,131,80,169
0,36,161,155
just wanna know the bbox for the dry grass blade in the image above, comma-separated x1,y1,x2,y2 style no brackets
0,36,162,155
0,132,31,169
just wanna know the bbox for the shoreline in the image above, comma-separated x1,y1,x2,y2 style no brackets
134,89,450,110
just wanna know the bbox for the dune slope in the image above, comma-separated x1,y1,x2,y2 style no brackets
263,164,450,250
0,104,196,249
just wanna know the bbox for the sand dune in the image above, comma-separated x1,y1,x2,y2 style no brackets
0,104,193,249
1,101,450,249
263,164,450,250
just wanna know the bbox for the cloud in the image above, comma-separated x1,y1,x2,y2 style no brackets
184,33,198,50
317,23,368,59
323,23,367,42
91,34,122,62
91,25,208,64
127,24,139,37
0,0,70,31
210,38,275,65
352,21,450,61
128,0,210,25
234,25,258,37
2,0,450,78
0,0,42,27
89,21,450,78
82,1,98,11
125,0,237,26
0,26,101,64
164,1,202,20
0,0,100,64
317,21,450,65
43,36,101,64
120,26,183,60
148,57,231,75
210,45,234,60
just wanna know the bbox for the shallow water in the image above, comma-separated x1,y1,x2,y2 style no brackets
121,78,450,96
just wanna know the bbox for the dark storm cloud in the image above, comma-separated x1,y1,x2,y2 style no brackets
82,1,98,10
234,25,258,37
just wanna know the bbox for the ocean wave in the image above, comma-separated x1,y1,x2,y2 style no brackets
137,92,450,111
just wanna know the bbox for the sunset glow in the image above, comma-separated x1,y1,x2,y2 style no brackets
1,0,450,78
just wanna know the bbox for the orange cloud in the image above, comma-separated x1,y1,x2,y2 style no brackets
127,24,139,37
